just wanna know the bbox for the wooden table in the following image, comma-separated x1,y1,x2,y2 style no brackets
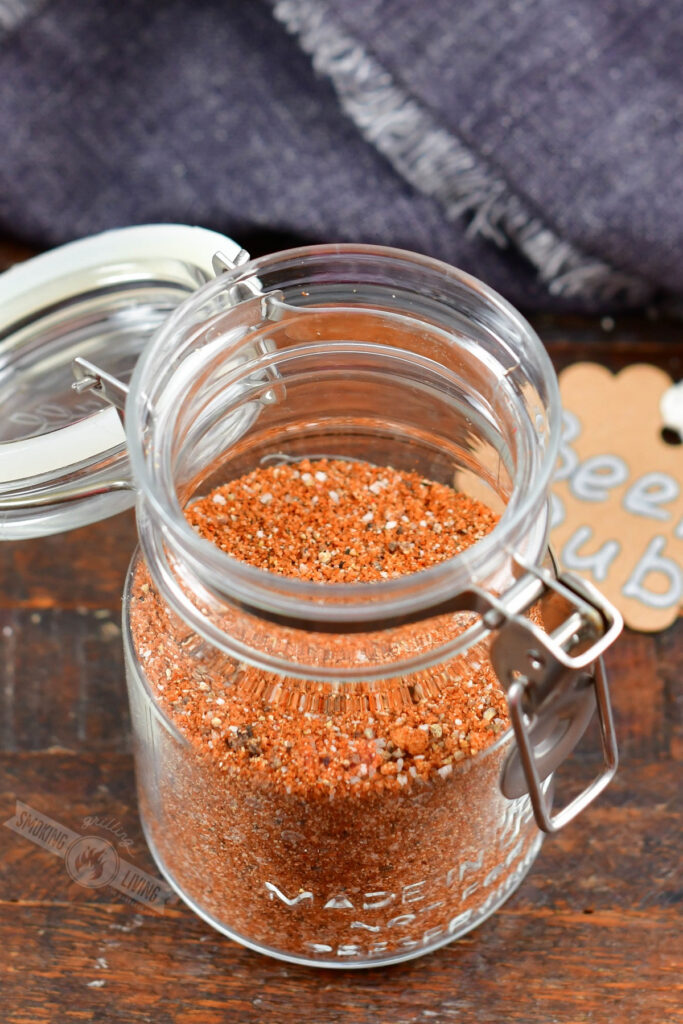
0,240,680,1023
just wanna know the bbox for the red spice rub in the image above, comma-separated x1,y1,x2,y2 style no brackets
128,459,539,963
185,458,498,582
131,460,509,798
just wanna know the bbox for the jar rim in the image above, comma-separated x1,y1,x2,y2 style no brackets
126,243,561,626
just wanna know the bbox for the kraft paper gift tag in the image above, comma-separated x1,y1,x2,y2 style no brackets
551,363,682,633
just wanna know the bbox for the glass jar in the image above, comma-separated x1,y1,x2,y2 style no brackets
0,230,622,969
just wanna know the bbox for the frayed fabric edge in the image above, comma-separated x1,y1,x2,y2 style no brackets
271,0,652,306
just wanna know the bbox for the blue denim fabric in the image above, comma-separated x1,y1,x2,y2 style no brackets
0,0,680,311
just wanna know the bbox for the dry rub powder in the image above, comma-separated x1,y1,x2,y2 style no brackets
129,459,540,962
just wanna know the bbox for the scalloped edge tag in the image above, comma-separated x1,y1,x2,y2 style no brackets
551,363,682,633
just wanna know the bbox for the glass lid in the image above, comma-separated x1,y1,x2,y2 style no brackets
0,224,240,539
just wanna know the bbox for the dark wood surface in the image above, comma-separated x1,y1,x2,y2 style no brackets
0,239,681,1023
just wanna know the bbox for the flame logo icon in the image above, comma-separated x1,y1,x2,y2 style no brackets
65,836,120,889
74,845,107,883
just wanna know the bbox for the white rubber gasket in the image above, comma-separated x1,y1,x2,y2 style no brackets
0,407,127,484
0,223,238,313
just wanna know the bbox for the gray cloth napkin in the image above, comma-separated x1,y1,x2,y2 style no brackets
0,0,680,311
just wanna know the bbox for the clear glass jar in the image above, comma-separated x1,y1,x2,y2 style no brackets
119,245,616,967
0,235,620,969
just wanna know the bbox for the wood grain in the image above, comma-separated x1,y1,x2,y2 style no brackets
0,238,34,271
0,309,681,1024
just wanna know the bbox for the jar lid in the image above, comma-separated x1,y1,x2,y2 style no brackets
0,224,241,538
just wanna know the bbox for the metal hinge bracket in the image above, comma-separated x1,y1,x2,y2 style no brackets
491,559,621,833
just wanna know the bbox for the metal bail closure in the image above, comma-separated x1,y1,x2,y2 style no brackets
69,247,259,417
490,559,622,833
55,247,285,508
72,357,129,412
